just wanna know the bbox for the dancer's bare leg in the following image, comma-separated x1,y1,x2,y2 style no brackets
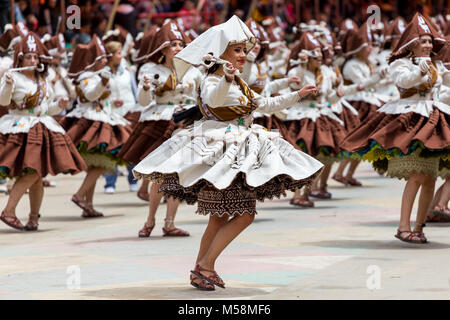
3,173,40,217
399,174,423,232
197,213,255,272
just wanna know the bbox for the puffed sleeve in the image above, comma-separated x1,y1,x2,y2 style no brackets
46,79,64,115
268,78,290,93
255,90,300,114
200,75,232,108
0,72,14,106
78,74,108,101
390,58,429,89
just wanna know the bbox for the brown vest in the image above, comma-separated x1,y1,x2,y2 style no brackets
398,62,438,99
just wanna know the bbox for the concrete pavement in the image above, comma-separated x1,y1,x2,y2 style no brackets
1,162,450,300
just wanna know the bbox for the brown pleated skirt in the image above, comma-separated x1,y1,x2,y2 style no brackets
118,119,177,164
0,123,87,178
59,117,131,152
341,108,450,154
124,111,141,128
284,116,347,157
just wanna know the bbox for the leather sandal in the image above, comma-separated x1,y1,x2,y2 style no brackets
0,211,25,230
190,265,215,291
24,213,39,231
290,197,314,207
310,187,332,199
191,265,225,289
395,229,425,244
138,222,155,237
426,214,450,223
346,177,362,186
332,174,348,186
162,226,190,236
71,194,92,213
432,205,450,220
162,219,190,236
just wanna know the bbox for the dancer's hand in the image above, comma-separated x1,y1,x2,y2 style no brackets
114,99,124,107
223,63,237,82
142,75,151,91
336,87,344,97
4,72,13,85
298,84,318,97
418,59,431,75
288,76,302,86
58,97,69,109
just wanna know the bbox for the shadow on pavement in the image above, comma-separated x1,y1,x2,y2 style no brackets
302,239,450,250
80,285,272,299
96,202,148,208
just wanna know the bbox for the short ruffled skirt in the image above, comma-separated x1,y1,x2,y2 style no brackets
0,122,87,178
59,117,131,173
124,111,141,128
133,119,323,216
341,107,450,180
253,114,296,145
284,116,347,164
351,100,380,123
118,119,178,165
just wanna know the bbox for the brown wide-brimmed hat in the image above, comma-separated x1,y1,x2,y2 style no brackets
286,32,322,72
147,19,191,64
383,17,407,47
389,12,446,63
68,34,108,79
245,19,270,46
41,33,66,56
13,32,52,68
432,36,450,69
132,25,160,64
0,22,29,52
185,29,199,42
342,22,372,57
338,18,359,42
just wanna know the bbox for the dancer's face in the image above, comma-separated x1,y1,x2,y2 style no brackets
162,40,185,62
412,35,433,57
111,46,123,67
251,42,261,58
307,48,322,70
22,52,39,67
221,43,247,70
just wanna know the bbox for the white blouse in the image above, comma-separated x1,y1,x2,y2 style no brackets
0,71,65,134
137,64,203,121
377,57,450,117
65,72,130,126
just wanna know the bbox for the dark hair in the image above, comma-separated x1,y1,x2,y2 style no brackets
206,63,220,75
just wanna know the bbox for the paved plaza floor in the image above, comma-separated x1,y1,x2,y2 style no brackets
1,162,450,300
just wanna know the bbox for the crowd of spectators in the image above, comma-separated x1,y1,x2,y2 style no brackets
0,0,448,46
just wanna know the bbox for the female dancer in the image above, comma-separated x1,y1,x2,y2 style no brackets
0,33,86,231
312,27,359,198
119,20,199,237
283,32,346,206
341,13,448,244
60,35,131,218
133,16,323,290
241,19,301,138
102,40,142,194
333,23,387,187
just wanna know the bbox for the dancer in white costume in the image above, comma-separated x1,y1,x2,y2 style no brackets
133,16,323,290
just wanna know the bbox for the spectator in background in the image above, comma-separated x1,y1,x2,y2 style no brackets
0,0,10,33
115,0,138,36
179,0,201,30
37,0,60,35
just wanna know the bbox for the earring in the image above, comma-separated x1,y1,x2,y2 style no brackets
158,54,164,64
